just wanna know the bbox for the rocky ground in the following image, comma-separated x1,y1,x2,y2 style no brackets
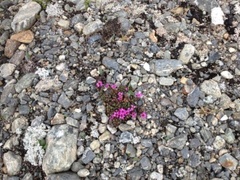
0,0,240,179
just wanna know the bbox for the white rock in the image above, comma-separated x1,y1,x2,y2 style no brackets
213,136,225,149
150,171,163,180
77,169,90,177
3,151,22,176
142,62,150,71
0,63,16,78
74,22,84,33
90,140,100,150
220,71,233,79
58,19,70,29
211,7,225,25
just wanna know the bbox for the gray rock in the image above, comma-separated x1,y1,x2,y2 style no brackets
141,139,153,148
57,19,70,29
77,169,90,177
71,161,84,172
0,79,16,105
213,136,225,149
128,167,143,180
219,94,232,109
58,92,72,109
119,131,134,144
11,116,28,134
191,0,219,13
150,59,183,76
221,71,233,79
189,138,201,149
82,19,103,36
18,105,30,115
42,124,78,175
159,77,175,86
11,2,42,32
9,50,25,66
174,107,189,120
66,117,79,127
126,144,136,157
200,127,212,142
188,152,201,167
3,151,22,176
0,63,16,78
200,79,221,98
187,87,200,107
167,134,188,150
85,77,96,84
99,131,111,142
140,156,151,170
179,44,195,64
1,106,16,121
15,73,36,93
81,147,95,164
222,128,235,144
102,57,120,71
219,153,238,170
35,78,63,92
22,172,33,180
47,172,80,180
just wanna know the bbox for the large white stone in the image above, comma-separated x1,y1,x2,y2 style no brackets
11,2,41,32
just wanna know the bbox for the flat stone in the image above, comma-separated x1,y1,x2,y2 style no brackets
187,87,200,107
18,105,30,115
140,156,151,170
90,140,100,150
81,147,95,164
51,113,65,125
11,1,41,32
102,57,120,71
58,93,72,109
219,94,232,109
174,107,189,120
82,19,103,36
47,172,80,180
42,124,78,175
66,117,79,127
3,151,22,176
15,73,36,93
179,44,195,64
58,19,70,29
167,134,188,150
119,131,134,144
150,59,183,76
10,30,34,43
220,71,234,79
4,39,20,58
159,77,175,86
126,144,136,157
234,99,240,112
11,116,28,134
9,50,25,66
0,79,16,105
200,127,212,142
77,169,90,177
99,131,111,142
222,128,235,144
219,153,238,170
141,139,153,148
188,153,201,167
200,79,221,98
213,136,225,149
0,63,16,78
35,78,63,92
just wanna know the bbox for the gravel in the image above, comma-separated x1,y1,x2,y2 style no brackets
1,0,240,179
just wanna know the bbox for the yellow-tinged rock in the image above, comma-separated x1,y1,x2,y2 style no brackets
10,30,34,44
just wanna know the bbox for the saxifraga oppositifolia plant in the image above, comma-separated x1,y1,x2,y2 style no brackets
96,80,147,126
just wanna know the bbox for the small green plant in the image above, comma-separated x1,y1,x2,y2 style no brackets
84,0,91,9
33,0,50,9
96,80,147,126
38,139,47,150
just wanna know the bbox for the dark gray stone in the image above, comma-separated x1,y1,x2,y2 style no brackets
141,139,153,148
187,87,200,107
140,156,151,170
167,134,188,150
119,131,134,144
174,107,189,121
81,147,95,164
188,152,201,167
15,73,36,93
18,105,30,115
102,57,120,71
58,92,72,109
47,172,80,180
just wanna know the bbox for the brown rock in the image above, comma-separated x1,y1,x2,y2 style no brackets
4,39,20,58
10,30,34,44
149,30,158,43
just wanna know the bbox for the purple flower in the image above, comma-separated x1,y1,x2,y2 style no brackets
110,84,117,89
117,92,123,101
96,80,103,88
105,83,110,88
131,112,137,119
135,91,143,98
140,112,147,119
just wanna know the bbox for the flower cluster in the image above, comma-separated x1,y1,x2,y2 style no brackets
96,80,147,126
